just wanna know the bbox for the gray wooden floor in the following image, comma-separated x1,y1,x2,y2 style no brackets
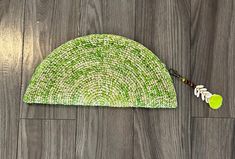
0,0,234,158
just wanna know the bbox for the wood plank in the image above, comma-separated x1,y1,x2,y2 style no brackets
76,107,134,159
191,0,235,117
76,0,135,158
134,0,191,158
192,118,235,159
0,0,24,158
20,0,81,119
17,119,76,159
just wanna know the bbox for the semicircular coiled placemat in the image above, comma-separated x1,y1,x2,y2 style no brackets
23,34,177,108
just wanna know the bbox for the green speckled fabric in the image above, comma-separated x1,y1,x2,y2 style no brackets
23,34,177,108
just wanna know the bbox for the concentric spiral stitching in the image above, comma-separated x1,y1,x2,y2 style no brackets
23,34,177,108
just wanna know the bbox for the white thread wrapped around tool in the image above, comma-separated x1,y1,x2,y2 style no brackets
194,85,212,103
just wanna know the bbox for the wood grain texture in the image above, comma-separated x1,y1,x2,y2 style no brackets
191,0,235,117
1,0,235,158
76,107,134,159
192,118,235,159
17,119,76,159
76,0,135,158
20,0,81,119
134,0,191,158
0,0,24,158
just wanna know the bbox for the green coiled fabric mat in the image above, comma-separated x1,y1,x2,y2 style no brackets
23,34,177,108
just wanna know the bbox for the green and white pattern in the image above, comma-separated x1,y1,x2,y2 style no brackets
23,34,177,108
